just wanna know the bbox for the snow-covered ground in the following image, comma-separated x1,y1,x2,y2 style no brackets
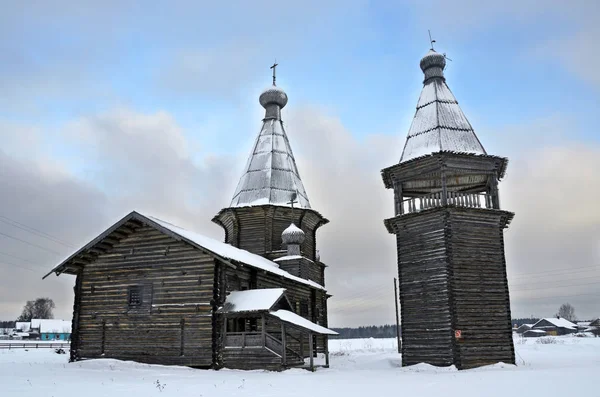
1,335,598,396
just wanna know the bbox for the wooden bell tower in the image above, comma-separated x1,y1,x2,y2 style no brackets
382,48,515,369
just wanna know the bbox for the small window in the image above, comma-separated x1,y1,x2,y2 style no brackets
300,301,309,317
128,285,143,308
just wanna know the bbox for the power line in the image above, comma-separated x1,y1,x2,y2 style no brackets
511,292,600,301
510,274,600,288
0,215,75,249
509,265,599,279
0,231,63,256
511,280,600,292
0,260,38,273
0,250,39,265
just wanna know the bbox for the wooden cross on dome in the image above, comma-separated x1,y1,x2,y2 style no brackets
287,191,298,210
270,60,278,86
428,30,436,50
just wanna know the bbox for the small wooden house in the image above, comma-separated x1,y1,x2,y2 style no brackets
39,320,72,341
515,324,534,334
531,318,577,336
43,78,336,370
522,330,547,338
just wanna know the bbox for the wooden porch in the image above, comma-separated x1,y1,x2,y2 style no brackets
222,313,330,371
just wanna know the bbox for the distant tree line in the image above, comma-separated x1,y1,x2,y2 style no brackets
0,320,16,330
330,324,399,339
512,317,540,327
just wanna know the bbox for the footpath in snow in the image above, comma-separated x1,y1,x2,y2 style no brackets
1,336,598,396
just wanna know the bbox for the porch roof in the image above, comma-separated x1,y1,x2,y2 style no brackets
270,310,338,335
218,288,288,314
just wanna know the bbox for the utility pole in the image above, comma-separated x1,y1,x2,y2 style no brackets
394,278,401,353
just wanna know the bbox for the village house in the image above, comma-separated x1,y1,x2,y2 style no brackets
530,318,577,336
515,324,534,334
39,320,72,341
43,72,336,371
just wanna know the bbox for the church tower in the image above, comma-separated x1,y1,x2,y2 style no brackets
382,49,515,369
212,68,328,267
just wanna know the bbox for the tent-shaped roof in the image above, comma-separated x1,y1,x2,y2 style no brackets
400,50,487,162
218,288,291,314
43,211,324,291
230,84,311,208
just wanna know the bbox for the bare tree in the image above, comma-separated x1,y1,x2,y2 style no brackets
556,302,576,322
16,298,55,321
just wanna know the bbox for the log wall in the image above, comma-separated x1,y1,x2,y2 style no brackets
212,206,327,261
391,209,455,366
388,206,515,369
448,208,515,369
75,225,216,367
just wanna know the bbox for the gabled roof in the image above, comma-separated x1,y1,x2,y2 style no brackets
532,318,577,330
43,211,324,291
400,50,487,162
39,319,72,334
230,85,311,209
217,288,291,314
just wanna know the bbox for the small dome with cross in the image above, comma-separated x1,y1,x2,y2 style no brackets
259,85,288,109
282,223,305,245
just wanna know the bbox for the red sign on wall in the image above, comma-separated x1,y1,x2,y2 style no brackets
455,330,462,339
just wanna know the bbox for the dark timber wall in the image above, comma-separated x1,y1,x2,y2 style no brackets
392,209,454,366
212,205,327,261
74,226,216,367
448,208,514,368
387,206,514,369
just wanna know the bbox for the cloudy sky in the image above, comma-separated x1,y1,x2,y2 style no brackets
1,1,598,327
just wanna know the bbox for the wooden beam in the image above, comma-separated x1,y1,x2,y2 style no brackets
261,315,266,347
325,335,330,367
308,332,314,371
281,322,287,367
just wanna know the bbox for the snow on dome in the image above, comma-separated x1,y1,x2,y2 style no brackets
420,49,446,73
259,85,288,109
282,223,305,245
229,84,311,209
399,49,487,163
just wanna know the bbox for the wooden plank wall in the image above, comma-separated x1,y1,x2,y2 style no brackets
448,208,515,369
75,226,216,367
392,209,455,366
213,206,326,262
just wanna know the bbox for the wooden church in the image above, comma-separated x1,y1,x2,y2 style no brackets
382,48,515,369
43,73,336,371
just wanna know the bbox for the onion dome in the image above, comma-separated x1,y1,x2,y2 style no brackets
259,85,288,109
420,49,446,82
282,223,305,245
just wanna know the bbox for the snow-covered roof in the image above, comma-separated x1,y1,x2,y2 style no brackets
533,318,577,330
30,319,42,329
45,211,325,291
400,50,487,162
229,84,311,209
15,322,31,332
274,255,303,262
39,320,71,334
218,288,287,313
146,215,324,290
270,310,338,335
